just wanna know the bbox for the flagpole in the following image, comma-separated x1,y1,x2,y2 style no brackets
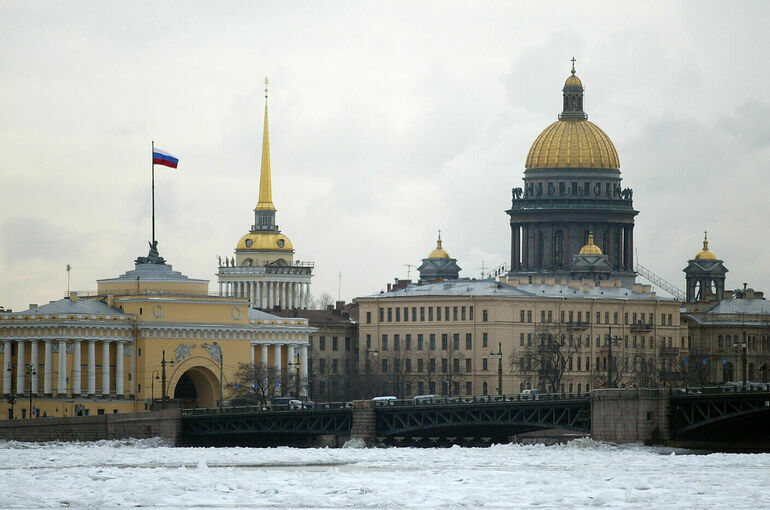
151,140,155,246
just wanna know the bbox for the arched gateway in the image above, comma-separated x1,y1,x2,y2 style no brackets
171,365,220,409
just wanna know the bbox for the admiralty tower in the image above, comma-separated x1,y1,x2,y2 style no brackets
507,61,637,286
217,79,314,310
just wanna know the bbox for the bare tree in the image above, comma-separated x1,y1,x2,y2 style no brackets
416,343,439,395
226,362,280,406
513,323,579,393
316,292,334,310
631,356,661,388
592,354,631,389
674,349,711,388
386,344,412,398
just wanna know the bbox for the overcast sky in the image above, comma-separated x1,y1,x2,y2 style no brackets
2,1,769,311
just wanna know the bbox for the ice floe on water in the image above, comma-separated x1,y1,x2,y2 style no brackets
0,438,768,509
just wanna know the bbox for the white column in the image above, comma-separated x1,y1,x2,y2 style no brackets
304,283,310,309
266,281,272,309
219,281,223,296
115,341,124,397
300,346,308,398
287,344,295,395
250,343,255,366
289,283,294,309
88,340,96,395
44,340,52,395
30,340,38,394
261,344,268,368
129,341,136,396
273,344,282,396
57,339,67,396
3,340,12,394
279,282,285,309
73,340,82,395
101,341,110,397
16,340,25,394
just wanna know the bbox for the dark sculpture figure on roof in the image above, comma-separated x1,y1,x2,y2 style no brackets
135,240,166,265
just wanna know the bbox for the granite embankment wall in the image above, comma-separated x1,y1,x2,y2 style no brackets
591,388,669,444
0,409,181,444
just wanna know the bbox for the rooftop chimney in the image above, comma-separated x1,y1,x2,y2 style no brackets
69,292,78,302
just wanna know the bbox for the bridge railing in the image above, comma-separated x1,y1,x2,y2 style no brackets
374,392,590,407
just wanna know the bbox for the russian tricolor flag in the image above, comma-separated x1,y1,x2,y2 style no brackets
152,148,179,169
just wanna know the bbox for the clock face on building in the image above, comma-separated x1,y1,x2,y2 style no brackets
245,239,253,248
277,239,284,248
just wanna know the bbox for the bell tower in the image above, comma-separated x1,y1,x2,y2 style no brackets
684,232,728,303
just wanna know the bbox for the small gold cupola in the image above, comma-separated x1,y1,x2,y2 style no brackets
428,230,450,259
695,231,717,260
579,233,603,255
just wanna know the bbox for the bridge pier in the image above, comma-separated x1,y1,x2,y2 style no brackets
350,400,377,445
591,389,669,445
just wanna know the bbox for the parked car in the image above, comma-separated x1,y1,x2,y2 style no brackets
413,394,442,404
301,401,316,410
288,399,303,410
521,389,541,400
271,397,294,409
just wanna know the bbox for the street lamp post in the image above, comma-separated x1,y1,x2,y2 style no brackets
490,342,503,395
160,351,175,409
27,366,36,418
212,342,223,409
740,334,748,389
150,370,160,410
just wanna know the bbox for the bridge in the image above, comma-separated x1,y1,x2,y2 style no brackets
181,394,591,445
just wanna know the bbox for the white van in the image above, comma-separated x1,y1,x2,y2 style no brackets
372,396,398,406
413,394,442,403
521,389,541,400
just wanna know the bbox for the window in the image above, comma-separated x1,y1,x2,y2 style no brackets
345,337,351,351
548,311,553,323
668,314,673,325
605,312,609,324
453,358,460,372
429,358,436,372
405,359,411,373
527,311,532,323
405,334,412,350
466,358,472,372
520,310,525,322
445,307,450,321
382,335,388,351
578,311,582,323
332,359,338,374
404,307,408,321
379,308,384,322
561,311,565,323
596,312,601,324
483,310,488,322
332,337,339,351
541,310,546,323
441,334,448,350
387,308,392,322
412,307,417,321
366,334,371,349
483,358,488,371
469,306,474,320
393,334,400,351
577,357,582,371
520,333,524,346
395,308,400,322
453,307,458,321
661,313,666,326
453,333,460,350
366,311,371,323
569,311,574,322
482,333,488,348
319,359,326,372
586,357,590,371
381,359,388,373
417,359,424,372
465,333,472,350
421,307,425,321
614,312,618,324
624,313,629,324
393,359,400,373
442,358,448,373
418,381,425,394
437,307,442,321
417,334,424,350
466,381,472,395
461,307,466,320
319,337,326,351
429,334,436,350
527,333,532,346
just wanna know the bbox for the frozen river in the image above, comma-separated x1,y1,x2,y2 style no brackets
1,438,769,509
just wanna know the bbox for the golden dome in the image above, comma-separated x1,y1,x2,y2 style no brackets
695,232,716,260
237,232,293,252
428,234,450,259
579,233,603,255
564,74,582,88
526,119,620,170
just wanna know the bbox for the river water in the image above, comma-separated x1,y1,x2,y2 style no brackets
1,438,768,509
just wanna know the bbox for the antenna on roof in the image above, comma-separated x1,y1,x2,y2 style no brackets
403,264,415,279
338,272,342,301
478,260,486,279
66,264,71,295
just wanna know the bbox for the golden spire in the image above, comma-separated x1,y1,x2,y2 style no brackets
571,57,576,75
255,76,276,211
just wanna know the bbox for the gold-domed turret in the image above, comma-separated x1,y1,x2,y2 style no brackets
428,231,450,259
695,231,717,260
525,59,620,170
579,233,603,255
